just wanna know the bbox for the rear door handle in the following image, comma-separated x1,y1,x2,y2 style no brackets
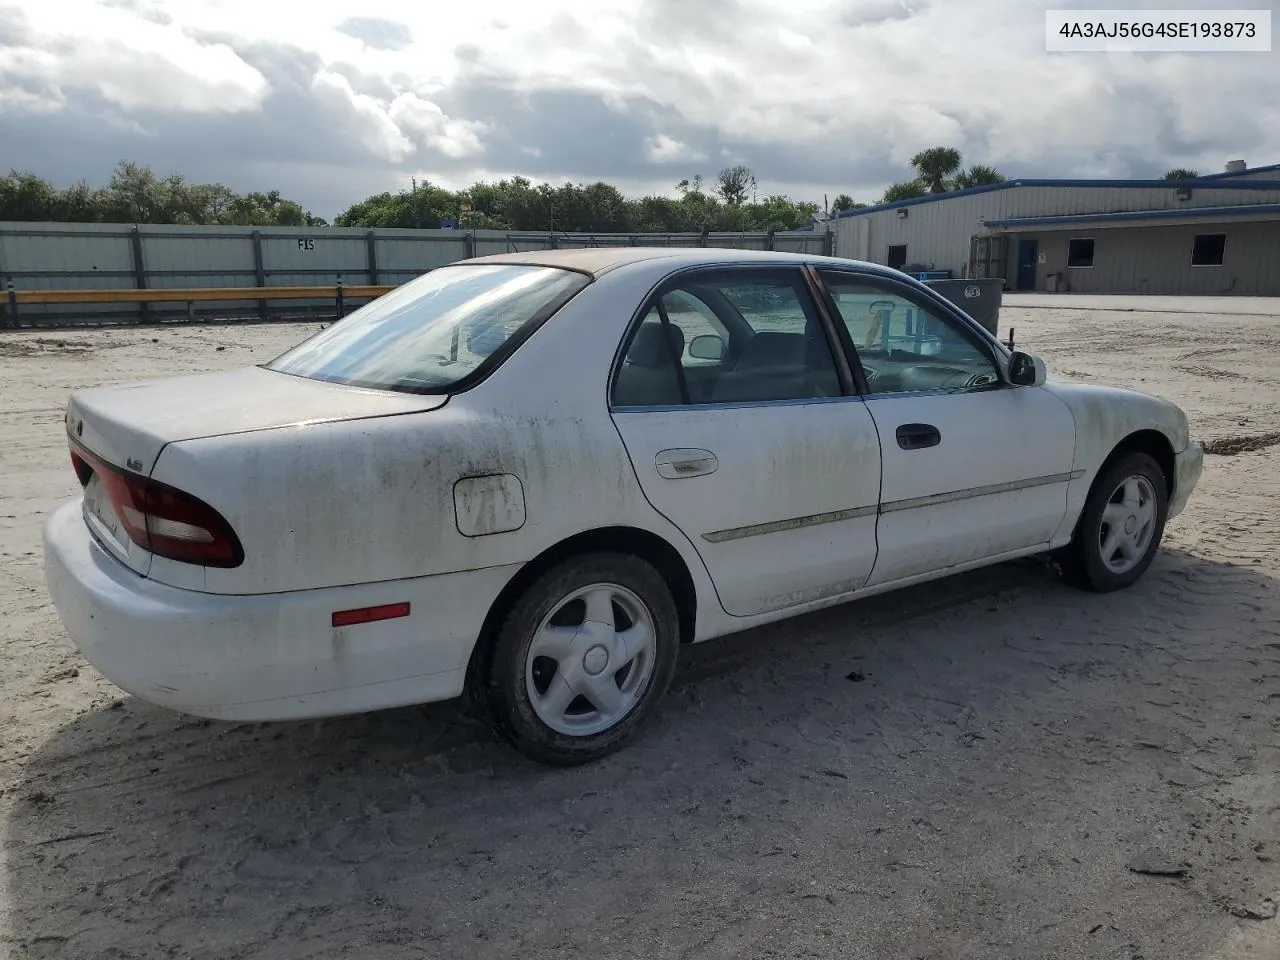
895,423,941,451
655,448,719,479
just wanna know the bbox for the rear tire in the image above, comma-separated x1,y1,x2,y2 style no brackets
1059,451,1168,593
481,552,680,766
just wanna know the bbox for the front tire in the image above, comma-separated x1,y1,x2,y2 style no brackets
482,552,680,766
1060,451,1168,592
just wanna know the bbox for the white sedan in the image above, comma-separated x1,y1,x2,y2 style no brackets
44,248,1204,765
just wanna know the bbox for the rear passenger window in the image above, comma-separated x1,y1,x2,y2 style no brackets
612,269,843,407
611,307,685,407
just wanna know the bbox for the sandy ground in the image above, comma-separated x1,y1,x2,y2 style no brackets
1,300,1279,960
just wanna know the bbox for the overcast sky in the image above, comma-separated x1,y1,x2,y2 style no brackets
2,0,1278,218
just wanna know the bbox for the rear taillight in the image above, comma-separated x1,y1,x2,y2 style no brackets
71,443,244,568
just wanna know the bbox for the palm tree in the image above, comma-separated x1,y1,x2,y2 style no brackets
881,180,927,203
953,164,1007,189
910,147,963,193
1163,168,1200,180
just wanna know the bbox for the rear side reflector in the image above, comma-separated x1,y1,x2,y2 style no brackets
70,442,244,568
331,603,411,628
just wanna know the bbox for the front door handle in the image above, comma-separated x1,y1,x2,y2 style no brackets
655,448,719,479
896,423,941,451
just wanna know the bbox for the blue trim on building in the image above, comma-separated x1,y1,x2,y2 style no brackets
982,204,1280,228
1196,163,1280,180
836,176,1280,219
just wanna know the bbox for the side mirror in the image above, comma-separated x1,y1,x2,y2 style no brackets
1008,351,1047,387
688,334,726,361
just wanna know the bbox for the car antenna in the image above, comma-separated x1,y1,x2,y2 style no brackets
1006,327,1015,351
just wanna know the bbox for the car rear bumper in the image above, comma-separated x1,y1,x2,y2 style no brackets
1169,441,1204,520
43,500,519,722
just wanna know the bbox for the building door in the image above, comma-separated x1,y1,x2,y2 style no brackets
1016,239,1038,290
887,244,908,271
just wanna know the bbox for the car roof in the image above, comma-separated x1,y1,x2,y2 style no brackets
460,246,871,277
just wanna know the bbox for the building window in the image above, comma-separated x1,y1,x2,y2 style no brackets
1191,233,1226,266
887,245,908,270
1067,238,1095,269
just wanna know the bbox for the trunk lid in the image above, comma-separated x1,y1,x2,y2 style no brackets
65,366,447,575
66,366,447,477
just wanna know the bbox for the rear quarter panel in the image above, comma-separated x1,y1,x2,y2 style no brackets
149,268,721,613
153,403,643,594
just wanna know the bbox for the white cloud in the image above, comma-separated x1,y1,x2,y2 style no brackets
388,93,487,158
1,1,268,114
310,70,414,162
778,29,814,50
2,0,1279,209
645,135,707,165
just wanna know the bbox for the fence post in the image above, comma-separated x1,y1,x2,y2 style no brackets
335,274,345,320
251,230,268,321
365,230,379,285
464,230,475,260
129,226,149,324
4,277,16,330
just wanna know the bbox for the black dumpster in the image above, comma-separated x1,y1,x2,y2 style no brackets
924,278,1004,335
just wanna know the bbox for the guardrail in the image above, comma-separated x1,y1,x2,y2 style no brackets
2,280,395,329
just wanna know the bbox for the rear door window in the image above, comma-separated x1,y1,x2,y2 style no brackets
612,268,843,407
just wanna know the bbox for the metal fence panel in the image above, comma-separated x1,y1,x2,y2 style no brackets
377,234,469,272
0,223,135,289
260,233,369,286
141,230,256,289
1,222,832,328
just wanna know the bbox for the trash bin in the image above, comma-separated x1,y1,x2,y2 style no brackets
923,278,1004,335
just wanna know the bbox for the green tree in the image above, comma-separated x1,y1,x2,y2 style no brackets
50,181,108,222
716,165,756,206
1163,168,1200,180
1,161,322,226
953,164,1007,189
627,195,682,232
830,193,864,212
910,146,964,193
747,194,818,231
334,179,457,229
0,172,60,220
675,174,705,196
881,180,927,203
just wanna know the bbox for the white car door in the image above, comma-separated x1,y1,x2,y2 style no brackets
610,265,882,618
814,268,1077,587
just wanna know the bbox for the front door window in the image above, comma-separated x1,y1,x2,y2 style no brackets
818,273,1002,395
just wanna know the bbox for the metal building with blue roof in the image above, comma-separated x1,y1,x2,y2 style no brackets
831,160,1280,295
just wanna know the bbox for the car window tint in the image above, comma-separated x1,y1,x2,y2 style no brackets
613,270,841,407
612,307,686,407
819,273,1001,395
717,283,810,336
659,289,728,366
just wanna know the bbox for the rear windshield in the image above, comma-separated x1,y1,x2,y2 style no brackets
266,264,589,394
